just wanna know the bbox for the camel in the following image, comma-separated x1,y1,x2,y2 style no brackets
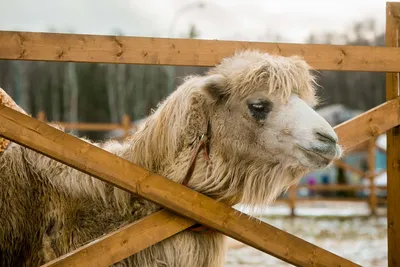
0,50,342,267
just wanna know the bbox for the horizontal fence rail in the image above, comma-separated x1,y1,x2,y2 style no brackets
0,104,367,267
37,97,400,267
295,184,387,191
1,30,400,72
56,122,125,131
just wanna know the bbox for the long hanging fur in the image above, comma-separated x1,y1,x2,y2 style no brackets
0,50,320,267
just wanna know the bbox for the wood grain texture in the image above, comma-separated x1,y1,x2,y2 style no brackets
386,3,400,267
335,97,400,152
1,30,400,72
0,106,360,267
41,210,195,267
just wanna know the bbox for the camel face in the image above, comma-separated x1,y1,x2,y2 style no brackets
202,50,342,176
243,91,341,170
207,86,341,172
132,50,343,207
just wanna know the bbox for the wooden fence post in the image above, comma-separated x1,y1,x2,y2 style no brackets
288,186,296,216
122,114,131,139
386,3,400,266
367,137,377,216
37,110,46,122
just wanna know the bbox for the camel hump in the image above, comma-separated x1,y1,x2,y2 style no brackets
0,87,28,153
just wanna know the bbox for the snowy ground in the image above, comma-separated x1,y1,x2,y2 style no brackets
225,202,387,267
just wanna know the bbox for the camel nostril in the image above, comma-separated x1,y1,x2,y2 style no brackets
315,131,337,144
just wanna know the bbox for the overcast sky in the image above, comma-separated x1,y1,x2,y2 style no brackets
0,0,391,43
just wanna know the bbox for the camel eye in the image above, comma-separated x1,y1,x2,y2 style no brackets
247,100,272,121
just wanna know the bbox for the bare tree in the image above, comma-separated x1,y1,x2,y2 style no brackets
116,64,127,119
106,64,119,123
63,63,79,125
49,62,61,121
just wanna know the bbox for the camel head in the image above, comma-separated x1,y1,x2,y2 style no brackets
193,50,342,205
134,50,342,208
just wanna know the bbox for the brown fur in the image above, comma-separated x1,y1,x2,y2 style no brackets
0,50,334,267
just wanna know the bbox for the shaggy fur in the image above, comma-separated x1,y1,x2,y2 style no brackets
0,50,337,267
0,88,28,152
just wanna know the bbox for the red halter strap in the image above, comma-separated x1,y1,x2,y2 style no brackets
182,123,214,234
182,133,211,187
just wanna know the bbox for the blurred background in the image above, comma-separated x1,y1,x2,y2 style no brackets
0,0,392,266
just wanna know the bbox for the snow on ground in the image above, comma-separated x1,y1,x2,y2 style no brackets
225,202,387,267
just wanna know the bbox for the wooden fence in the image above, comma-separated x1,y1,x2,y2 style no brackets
36,111,136,140
33,112,389,216
0,2,399,267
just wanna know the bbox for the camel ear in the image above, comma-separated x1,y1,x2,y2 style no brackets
200,74,228,102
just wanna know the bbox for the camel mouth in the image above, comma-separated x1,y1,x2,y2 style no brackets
298,146,335,165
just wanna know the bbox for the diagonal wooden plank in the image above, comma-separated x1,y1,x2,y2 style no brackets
334,97,400,151
2,30,400,72
41,210,195,267
0,105,360,267
40,97,400,267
